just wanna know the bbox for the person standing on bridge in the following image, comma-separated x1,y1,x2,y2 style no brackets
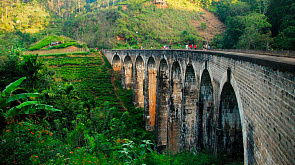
185,44,188,50
194,44,197,50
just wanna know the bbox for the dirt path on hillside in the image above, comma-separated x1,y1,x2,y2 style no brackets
110,71,128,112
192,8,226,42
99,52,128,111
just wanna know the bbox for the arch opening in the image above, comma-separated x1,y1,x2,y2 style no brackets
169,61,182,153
123,56,133,89
156,59,169,151
218,82,243,158
197,70,214,151
112,55,122,72
182,64,198,151
147,57,156,130
134,56,145,108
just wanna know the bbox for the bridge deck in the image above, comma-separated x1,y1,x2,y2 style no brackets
209,50,295,65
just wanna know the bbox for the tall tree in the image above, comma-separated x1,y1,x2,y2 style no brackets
237,13,271,49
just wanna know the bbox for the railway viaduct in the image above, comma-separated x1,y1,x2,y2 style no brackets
102,49,295,165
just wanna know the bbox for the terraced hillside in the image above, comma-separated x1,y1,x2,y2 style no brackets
43,53,125,110
42,52,148,141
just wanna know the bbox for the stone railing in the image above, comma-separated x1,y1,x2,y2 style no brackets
211,49,295,58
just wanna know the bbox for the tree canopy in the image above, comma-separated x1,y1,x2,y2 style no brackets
0,0,294,52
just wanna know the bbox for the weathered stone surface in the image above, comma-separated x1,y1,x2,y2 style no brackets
123,55,133,89
146,57,157,130
112,54,122,72
198,70,214,151
156,59,169,149
169,61,182,153
134,56,145,108
183,64,198,151
103,49,295,165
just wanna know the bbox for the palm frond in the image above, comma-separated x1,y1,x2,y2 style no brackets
5,101,38,118
1,77,27,97
6,93,40,103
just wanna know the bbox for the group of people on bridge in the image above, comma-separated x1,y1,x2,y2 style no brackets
185,44,197,50
203,44,210,50
127,44,211,50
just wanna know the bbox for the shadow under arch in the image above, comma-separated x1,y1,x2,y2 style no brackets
123,55,133,89
112,54,121,72
197,69,214,151
134,56,145,108
155,58,169,152
218,82,244,160
168,61,182,153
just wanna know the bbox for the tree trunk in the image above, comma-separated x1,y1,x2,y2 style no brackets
79,0,80,13
1,2,3,22
58,0,60,17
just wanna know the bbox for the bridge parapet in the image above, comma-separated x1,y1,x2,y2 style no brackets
102,49,295,165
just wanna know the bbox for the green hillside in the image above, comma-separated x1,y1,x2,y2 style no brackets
63,1,204,49
1,0,294,52
1,0,293,164
0,52,236,164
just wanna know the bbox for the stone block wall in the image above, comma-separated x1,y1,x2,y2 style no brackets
103,49,295,165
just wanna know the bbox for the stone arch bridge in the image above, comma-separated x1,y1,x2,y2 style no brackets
102,49,295,165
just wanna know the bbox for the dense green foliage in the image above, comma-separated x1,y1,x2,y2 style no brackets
63,2,203,49
1,0,294,51
266,0,295,50
0,1,49,34
0,0,292,164
210,0,295,50
0,51,240,164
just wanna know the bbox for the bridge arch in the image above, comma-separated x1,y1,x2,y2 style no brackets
134,56,145,108
123,55,133,89
112,54,122,72
168,61,182,153
197,69,214,151
146,57,157,130
103,49,295,165
217,72,244,160
155,58,169,151
182,63,198,151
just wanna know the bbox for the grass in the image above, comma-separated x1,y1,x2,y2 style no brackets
28,35,86,51
29,35,63,51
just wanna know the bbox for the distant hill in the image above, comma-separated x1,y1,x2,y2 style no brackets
1,0,292,51
62,0,226,49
